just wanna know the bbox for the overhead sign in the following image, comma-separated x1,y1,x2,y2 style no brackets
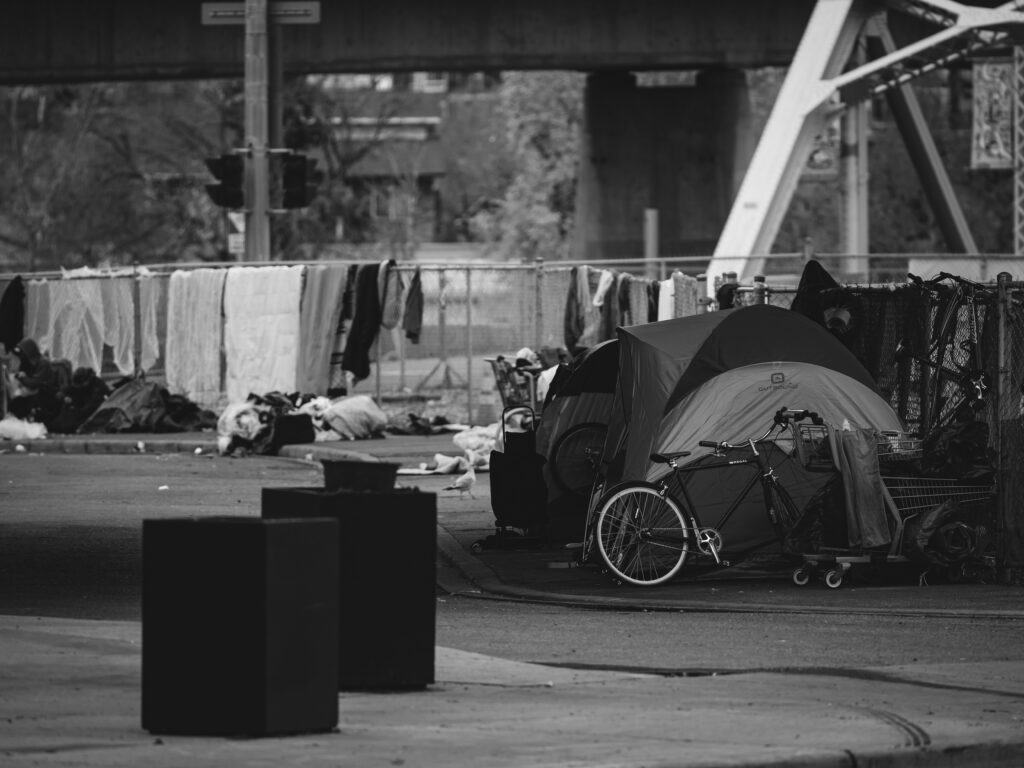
971,59,1013,171
201,2,321,25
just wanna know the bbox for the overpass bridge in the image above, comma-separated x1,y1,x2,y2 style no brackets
1,0,1021,282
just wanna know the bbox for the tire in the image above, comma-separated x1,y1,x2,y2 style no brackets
824,569,843,589
792,567,811,587
550,422,609,498
594,482,691,586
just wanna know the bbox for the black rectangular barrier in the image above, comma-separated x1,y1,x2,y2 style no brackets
262,487,436,690
142,517,339,736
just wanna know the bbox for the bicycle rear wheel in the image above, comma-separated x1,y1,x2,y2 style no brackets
595,482,692,586
550,422,608,498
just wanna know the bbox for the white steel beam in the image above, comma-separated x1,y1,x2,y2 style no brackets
708,0,1024,292
709,0,871,287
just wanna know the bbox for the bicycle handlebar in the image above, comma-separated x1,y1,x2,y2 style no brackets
908,271,993,293
699,407,821,453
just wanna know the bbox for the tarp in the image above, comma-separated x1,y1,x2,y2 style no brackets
603,303,905,556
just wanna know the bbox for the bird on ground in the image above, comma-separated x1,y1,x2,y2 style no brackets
443,465,476,499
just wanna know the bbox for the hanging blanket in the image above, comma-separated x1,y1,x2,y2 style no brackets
165,268,228,409
297,264,347,395
224,265,305,403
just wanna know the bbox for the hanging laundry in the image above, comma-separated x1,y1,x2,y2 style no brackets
341,262,383,383
49,278,105,373
591,269,615,307
563,266,584,355
23,280,51,354
598,271,621,342
616,273,632,326
166,268,228,409
380,260,406,330
403,266,424,343
0,276,25,354
627,276,649,327
646,280,660,322
223,265,305,404
296,263,347,396
100,277,136,375
672,272,700,318
657,276,675,321
138,273,166,374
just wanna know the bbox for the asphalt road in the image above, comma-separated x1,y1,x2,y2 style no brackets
2,452,1022,676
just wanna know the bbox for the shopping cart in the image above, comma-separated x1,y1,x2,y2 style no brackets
791,429,994,588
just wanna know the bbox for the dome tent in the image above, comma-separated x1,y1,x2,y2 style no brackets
601,304,904,557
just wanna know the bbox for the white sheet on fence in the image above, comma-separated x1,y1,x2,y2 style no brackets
297,264,347,395
166,268,227,408
657,276,675,321
48,279,105,373
138,273,164,374
24,280,50,351
223,265,304,403
100,277,135,375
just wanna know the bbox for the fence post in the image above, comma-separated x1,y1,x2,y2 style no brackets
534,258,544,351
996,272,1022,582
133,263,143,376
465,266,473,426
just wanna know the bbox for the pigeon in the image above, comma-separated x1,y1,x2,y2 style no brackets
443,465,476,499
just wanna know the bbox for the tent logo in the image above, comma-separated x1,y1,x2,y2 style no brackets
760,371,798,392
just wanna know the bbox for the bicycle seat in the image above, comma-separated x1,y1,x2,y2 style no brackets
649,451,691,464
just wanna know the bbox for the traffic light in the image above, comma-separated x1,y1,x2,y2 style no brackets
204,154,244,209
281,153,320,209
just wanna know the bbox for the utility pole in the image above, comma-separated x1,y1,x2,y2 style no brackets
244,0,271,262
202,1,320,261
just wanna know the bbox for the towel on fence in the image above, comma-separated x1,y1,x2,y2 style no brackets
224,265,305,404
48,278,105,374
297,264,347,395
165,268,227,409
100,277,135,375
657,276,675,321
138,273,165,374
380,260,405,330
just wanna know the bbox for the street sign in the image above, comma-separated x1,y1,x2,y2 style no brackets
201,1,321,25
227,212,245,256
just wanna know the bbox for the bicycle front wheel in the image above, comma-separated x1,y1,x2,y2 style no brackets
595,482,692,586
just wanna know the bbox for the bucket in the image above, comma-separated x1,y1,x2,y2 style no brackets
321,459,399,492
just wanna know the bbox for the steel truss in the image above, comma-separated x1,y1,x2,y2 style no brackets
710,0,1024,290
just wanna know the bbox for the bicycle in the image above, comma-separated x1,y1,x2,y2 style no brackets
549,421,608,499
592,408,820,586
897,272,993,434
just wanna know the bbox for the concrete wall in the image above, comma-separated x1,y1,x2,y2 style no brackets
573,69,754,261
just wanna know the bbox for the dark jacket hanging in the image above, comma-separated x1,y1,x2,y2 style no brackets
563,266,585,356
402,267,424,343
0,276,26,354
341,263,383,382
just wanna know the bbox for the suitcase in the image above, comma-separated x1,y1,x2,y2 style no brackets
475,407,547,550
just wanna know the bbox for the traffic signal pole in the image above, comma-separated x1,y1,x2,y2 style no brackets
244,0,272,261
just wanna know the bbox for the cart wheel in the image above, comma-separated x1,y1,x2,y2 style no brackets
823,569,843,589
792,567,811,587
470,541,484,554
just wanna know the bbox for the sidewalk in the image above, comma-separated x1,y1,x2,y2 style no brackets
2,430,1024,767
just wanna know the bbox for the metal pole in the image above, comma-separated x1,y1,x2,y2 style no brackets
244,0,271,262
534,258,544,351
996,272,1016,578
132,263,142,376
438,269,447,385
644,209,659,280
465,267,473,425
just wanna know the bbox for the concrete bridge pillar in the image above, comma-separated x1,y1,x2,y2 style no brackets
572,68,753,262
